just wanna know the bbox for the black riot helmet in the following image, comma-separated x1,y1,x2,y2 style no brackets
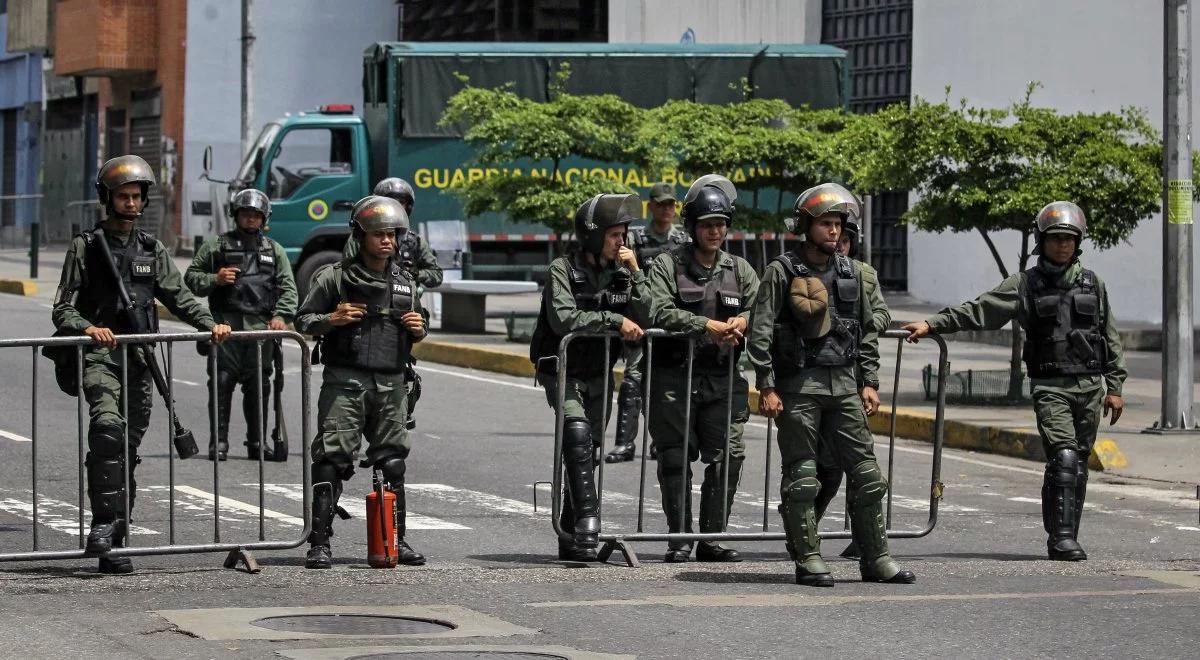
96,155,155,220
350,195,410,242
681,174,736,237
230,188,272,229
573,193,640,257
373,177,416,214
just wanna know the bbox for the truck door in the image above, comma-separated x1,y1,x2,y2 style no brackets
262,125,362,254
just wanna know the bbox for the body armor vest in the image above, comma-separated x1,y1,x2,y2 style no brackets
210,232,277,315
530,254,631,378
1022,267,1106,378
631,225,690,271
78,230,159,334
652,248,743,372
770,252,861,378
321,261,415,373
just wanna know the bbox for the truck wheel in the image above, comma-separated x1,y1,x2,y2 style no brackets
295,250,342,301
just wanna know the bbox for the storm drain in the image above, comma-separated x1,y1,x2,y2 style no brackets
352,653,567,660
250,614,455,636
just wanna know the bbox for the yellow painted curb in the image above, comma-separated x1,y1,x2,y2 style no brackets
410,339,1126,472
0,278,38,296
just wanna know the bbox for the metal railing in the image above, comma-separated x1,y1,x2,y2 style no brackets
545,328,950,567
0,330,312,571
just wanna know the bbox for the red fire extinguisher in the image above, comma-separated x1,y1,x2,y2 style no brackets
367,471,398,568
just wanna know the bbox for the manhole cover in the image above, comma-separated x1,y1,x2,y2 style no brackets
249,614,455,636
351,654,567,660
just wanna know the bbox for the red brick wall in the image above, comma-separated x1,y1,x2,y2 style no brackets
54,0,158,76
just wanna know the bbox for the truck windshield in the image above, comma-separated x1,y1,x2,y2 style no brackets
234,123,281,185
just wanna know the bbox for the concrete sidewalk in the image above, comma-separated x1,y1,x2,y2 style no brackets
5,247,1197,485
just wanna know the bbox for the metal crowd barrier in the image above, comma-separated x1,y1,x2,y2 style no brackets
0,330,312,572
546,328,949,567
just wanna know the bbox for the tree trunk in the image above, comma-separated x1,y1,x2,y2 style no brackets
1005,230,1032,399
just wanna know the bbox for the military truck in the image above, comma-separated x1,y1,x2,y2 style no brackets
202,42,848,290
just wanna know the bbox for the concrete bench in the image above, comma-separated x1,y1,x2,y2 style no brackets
430,280,539,333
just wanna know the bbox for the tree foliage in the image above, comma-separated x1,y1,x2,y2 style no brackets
439,66,641,236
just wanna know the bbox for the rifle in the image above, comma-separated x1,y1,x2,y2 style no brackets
269,338,288,461
92,228,200,459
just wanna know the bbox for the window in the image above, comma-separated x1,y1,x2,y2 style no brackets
267,127,354,200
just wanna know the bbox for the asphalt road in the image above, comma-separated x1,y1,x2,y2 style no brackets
0,292,1196,659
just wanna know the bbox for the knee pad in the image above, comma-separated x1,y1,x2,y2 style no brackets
782,460,819,504
1048,448,1079,487
847,460,887,505
217,369,236,391
312,460,345,488
88,423,126,457
618,376,641,397
376,456,406,488
562,418,593,452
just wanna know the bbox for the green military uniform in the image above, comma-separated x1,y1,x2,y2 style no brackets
924,261,1125,455
923,257,1126,560
296,260,421,467
186,231,297,457
634,245,758,558
342,230,442,288
54,228,216,437
749,248,912,584
814,259,890,523
53,225,216,573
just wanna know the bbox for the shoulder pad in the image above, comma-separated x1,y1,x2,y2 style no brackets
771,251,808,278
1078,269,1097,288
671,228,691,244
834,253,854,278
136,230,157,249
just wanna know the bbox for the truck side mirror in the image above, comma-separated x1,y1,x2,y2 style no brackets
202,145,213,177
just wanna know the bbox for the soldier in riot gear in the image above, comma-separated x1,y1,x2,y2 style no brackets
904,201,1126,562
630,175,758,563
52,155,232,574
605,182,690,464
342,178,442,288
812,205,891,559
749,182,914,587
343,178,441,431
530,193,648,561
186,189,297,460
296,196,429,569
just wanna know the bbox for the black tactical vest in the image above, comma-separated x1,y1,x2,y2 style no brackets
1022,267,1106,378
631,225,690,271
210,232,277,315
651,248,743,372
77,229,159,334
770,252,861,378
530,254,631,378
321,261,415,374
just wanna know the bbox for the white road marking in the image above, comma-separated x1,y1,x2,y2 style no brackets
0,491,158,535
255,483,467,531
0,429,31,443
171,378,200,387
415,365,542,392
1008,496,1041,504
146,485,304,526
408,483,544,517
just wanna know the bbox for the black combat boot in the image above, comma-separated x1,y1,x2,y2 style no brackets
209,372,234,461
378,457,425,566
1043,449,1086,561
658,459,694,563
605,379,641,463
305,462,340,569
562,419,601,548
244,376,275,460
556,494,598,561
697,459,743,562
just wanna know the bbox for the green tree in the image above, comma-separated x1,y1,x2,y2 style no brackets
439,67,641,244
853,85,1163,397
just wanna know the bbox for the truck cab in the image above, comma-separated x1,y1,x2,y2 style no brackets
229,105,369,292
